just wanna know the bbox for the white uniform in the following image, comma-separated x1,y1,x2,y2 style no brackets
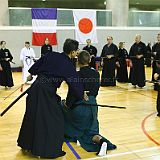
20,47,36,83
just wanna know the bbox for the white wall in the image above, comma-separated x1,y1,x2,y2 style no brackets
0,26,159,67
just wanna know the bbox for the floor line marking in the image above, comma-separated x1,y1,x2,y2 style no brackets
66,142,81,159
81,146,160,160
141,112,160,145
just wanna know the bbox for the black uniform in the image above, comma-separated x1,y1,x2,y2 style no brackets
152,42,160,90
63,66,116,152
116,48,129,83
101,43,118,86
157,87,160,117
71,57,77,68
78,66,99,96
155,64,160,116
129,42,147,87
41,44,52,57
0,48,14,87
17,52,84,159
145,44,152,67
66,66,99,108
83,45,97,69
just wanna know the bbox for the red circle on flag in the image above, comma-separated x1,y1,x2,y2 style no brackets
78,18,93,34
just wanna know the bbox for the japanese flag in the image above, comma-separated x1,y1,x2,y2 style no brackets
73,10,98,44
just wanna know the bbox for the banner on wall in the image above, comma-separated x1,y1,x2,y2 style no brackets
73,10,98,44
31,8,57,46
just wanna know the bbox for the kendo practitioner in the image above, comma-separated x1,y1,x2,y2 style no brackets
116,42,129,83
20,41,36,84
145,42,152,67
0,41,14,88
129,34,147,88
100,36,118,86
62,51,117,156
152,34,160,91
153,61,160,117
17,39,87,159
83,39,97,69
41,38,52,57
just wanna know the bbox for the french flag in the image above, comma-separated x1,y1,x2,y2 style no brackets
31,8,57,46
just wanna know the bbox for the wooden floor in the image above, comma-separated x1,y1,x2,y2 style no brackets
1,67,160,160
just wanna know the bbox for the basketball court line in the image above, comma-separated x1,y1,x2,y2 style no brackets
66,142,81,159
116,85,157,100
65,86,159,159
81,146,160,160
141,112,160,145
65,112,160,160
80,111,160,160
1,77,158,159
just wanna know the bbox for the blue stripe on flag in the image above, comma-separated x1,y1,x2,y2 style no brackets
31,8,57,20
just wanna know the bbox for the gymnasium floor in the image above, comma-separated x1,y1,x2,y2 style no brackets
0,67,160,160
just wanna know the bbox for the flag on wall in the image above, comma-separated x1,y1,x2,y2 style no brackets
73,10,98,44
31,8,57,46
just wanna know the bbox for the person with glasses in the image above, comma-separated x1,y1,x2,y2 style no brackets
83,39,97,69
100,36,118,86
